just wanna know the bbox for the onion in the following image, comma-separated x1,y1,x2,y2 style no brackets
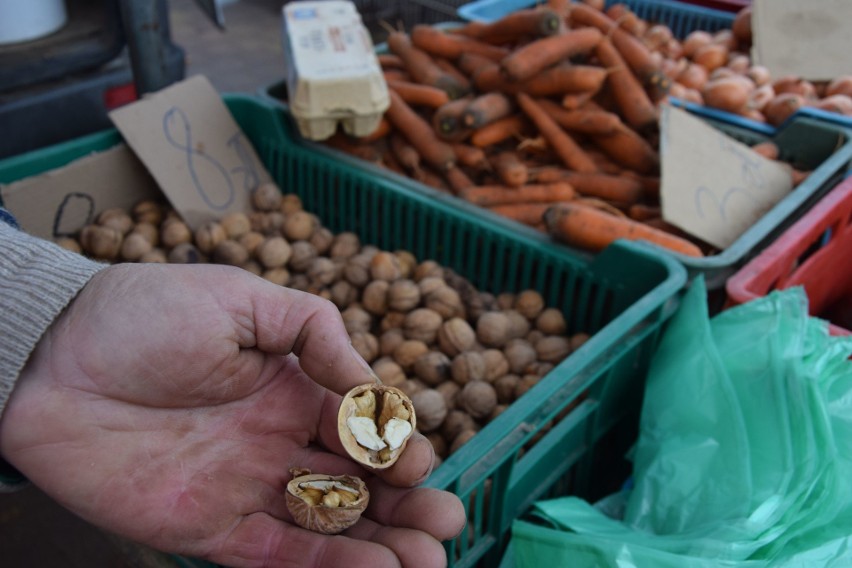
682,31,713,59
693,44,729,72
826,76,852,98
728,54,751,74
732,7,752,46
702,76,753,113
748,84,776,112
763,93,807,126
772,76,817,100
747,65,771,87
814,94,852,115
676,62,709,90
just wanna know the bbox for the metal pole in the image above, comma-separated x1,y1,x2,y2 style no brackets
118,0,186,96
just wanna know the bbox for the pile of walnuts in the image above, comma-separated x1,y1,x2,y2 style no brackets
58,182,588,465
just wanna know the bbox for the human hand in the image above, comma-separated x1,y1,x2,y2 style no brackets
0,263,466,567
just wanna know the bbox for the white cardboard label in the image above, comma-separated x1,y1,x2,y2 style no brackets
660,105,793,250
751,0,852,81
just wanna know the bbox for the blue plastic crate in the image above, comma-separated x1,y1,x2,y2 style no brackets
457,0,735,39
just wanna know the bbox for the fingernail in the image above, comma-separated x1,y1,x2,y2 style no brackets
349,342,382,384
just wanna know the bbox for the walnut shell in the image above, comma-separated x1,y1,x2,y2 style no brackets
194,221,227,254
410,389,447,433
371,357,406,387
476,312,511,347
309,226,335,255
459,380,497,420
403,308,443,343
283,211,317,241
252,182,283,211
370,252,403,282
387,279,421,312
437,318,476,357
338,384,416,469
514,290,545,320
329,232,361,260
286,468,369,535
535,308,567,335
220,212,252,239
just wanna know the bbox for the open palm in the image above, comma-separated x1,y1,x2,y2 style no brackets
0,264,465,567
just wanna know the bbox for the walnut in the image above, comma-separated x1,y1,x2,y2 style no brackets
450,351,486,385
338,384,416,469
436,381,461,411
426,432,448,459
257,236,292,269
309,226,334,255
437,318,476,357
238,231,266,258
252,182,283,211
450,429,477,454
412,351,451,386
441,409,477,443
459,380,497,420
482,349,510,382
286,468,369,535
393,340,429,372
527,361,555,378
329,280,358,309
488,404,508,423
249,211,281,235
379,329,406,358
307,257,339,286
496,292,516,311
387,279,421,312
360,245,380,259
476,311,511,347
194,221,227,254
341,305,372,335
329,232,361,260
493,374,521,404
283,211,317,241
160,218,192,249
397,379,426,397
370,252,403,282
288,241,318,273
570,332,591,351
394,250,417,278
139,248,168,263
413,260,444,282
504,309,531,339
380,311,406,333
96,208,133,235
167,242,204,264
80,225,122,261
424,286,465,320
131,222,159,246
280,193,303,214
362,280,390,316
536,336,572,363
288,273,310,292
350,331,379,363
410,389,447,433
417,277,446,298
371,357,406,387
504,339,537,374
262,267,290,286
120,232,152,261
343,253,374,288
212,240,249,266
526,329,545,346
220,212,252,239
132,200,163,225
515,290,545,320
514,374,541,399
536,308,567,335
402,308,442,343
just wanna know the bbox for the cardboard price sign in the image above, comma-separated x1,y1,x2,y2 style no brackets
660,105,793,250
109,75,273,230
751,0,852,81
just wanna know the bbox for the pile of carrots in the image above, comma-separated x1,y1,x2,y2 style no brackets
317,0,806,258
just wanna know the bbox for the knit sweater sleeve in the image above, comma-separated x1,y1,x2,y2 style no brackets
0,218,107,489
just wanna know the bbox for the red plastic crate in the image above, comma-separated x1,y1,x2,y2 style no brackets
726,177,852,336
672,0,750,13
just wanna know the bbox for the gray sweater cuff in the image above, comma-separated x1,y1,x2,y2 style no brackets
0,222,107,489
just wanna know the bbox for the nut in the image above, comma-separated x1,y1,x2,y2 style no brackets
97,208,134,235
249,212,282,235
424,286,465,320
238,231,266,257
160,219,192,249
55,237,82,254
441,409,477,442
257,236,292,269
263,267,290,286
280,193,303,214
570,332,590,351
392,340,429,372
242,260,263,276
370,252,403,282
168,242,205,264
80,225,123,261
493,374,521,404
212,240,249,266
536,308,567,335
379,329,406,357
504,310,531,339
514,374,541,399
413,260,444,281
395,250,417,278
329,280,358,309
397,379,426,397
350,331,379,363
132,222,159,246
285,468,369,535
120,232,153,261
489,404,508,423
459,380,497,420
450,429,477,454
417,277,446,298
220,212,252,239
362,280,390,316
410,389,447,433
132,200,163,225
306,257,338,286
329,232,361,260
515,290,545,320
476,312,511,347
450,351,486,385
194,221,227,254
371,357,406,387
288,273,310,291
403,309,443,343
412,351,451,386
380,311,407,333
387,279,421,312
338,384,416,469
437,318,476,357
139,248,168,263
343,254,373,288
310,227,335,255
536,336,572,363
288,241,319,273
504,339,537,374
436,381,461,411
481,349,510,381
496,292,516,311
341,305,372,335
526,329,545,346
426,432,448,459
283,211,317,241
252,182,283,211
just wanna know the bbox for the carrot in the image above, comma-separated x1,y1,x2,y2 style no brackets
562,91,595,110
535,98,622,135
486,202,553,226
528,166,570,183
555,171,644,204
470,115,529,147
543,202,703,256
385,90,456,172
357,117,391,143
457,52,498,78
411,24,510,62
387,79,451,108
420,167,451,192
386,31,468,99
569,3,661,83
501,27,604,82
594,37,659,131
451,143,491,171
382,69,411,83
621,171,661,198
461,182,578,206
390,133,424,179
378,54,404,69
461,8,562,45
462,93,515,129
475,63,609,98
590,126,660,175
516,93,598,173
444,166,476,194
435,58,473,93
433,97,475,142
490,151,529,187
627,203,661,221
325,133,383,164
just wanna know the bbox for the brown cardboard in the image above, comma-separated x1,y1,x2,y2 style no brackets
108,75,273,230
0,143,162,240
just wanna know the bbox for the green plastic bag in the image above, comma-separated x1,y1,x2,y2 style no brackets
511,278,852,567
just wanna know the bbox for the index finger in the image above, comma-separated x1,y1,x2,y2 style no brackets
247,281,379,395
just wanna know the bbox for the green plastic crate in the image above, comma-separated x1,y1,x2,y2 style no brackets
0,95,687,568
